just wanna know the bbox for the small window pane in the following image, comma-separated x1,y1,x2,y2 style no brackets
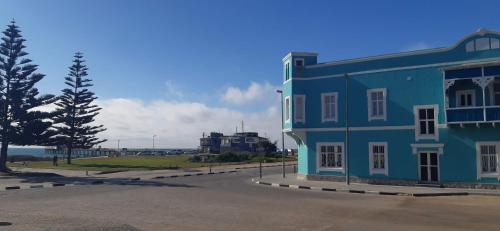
420,153,427,165
476,38,491,51
466,41,475,52
379,154,385,168
489,145,496,154
491,38,500,49
420,121,427,134
419,109,426,119
336,154,342,167
482,155,489,172
428,121,435,134
295,60,303,67
430,167,438,181
430,154,438,165
427,109,434,119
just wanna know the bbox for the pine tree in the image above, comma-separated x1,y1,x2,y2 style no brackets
53,53,106,164
0,21,56,171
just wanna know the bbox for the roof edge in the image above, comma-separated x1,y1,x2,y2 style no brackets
282,52,318,62
307,28,500,69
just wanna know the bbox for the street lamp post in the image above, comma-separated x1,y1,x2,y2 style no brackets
153,135,157,154
277,89,285,178
345,73,350,185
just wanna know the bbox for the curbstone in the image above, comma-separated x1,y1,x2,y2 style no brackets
253,179,478,197
5,186,20,190
349,189,365,194
29,185,44,189
91,180,104,185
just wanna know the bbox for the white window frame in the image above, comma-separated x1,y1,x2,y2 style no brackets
284,61,291,82
321,92,338,123
455,89,476,107
232,138,241,144
367,88,387,121
284,96,291,123
316,142,344,173
414,105,439,141
476,142,500,179
368,142,388,176
294,95,306,124
294,58,305,67
245,137,257,144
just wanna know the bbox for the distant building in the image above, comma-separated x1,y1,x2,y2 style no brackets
200,132,269,154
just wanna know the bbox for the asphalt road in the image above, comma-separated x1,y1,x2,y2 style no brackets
1,166,500,231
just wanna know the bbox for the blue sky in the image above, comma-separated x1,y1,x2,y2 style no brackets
2,0,500,148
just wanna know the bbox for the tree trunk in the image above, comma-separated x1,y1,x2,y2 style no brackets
0,137,8,172
67,145,72,165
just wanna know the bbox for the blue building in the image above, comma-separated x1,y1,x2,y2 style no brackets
283,29,500,187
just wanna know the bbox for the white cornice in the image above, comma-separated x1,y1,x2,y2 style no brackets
306,29,500,69
282,52,318,62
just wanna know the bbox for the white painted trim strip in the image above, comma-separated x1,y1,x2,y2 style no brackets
293,57,500,81
305,29,500,69
284,124,448,132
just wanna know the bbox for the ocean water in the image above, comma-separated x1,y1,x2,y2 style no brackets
7,147,46,157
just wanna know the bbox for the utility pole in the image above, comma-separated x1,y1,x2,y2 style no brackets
153,135,157,154
345,73,350,185
277,89,285,178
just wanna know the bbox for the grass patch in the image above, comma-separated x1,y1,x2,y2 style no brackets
8,155,297,172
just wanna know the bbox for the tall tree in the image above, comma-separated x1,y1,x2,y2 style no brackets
53,53,106,164
0,21,56,171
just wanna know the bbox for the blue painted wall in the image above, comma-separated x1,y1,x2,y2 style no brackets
286,30,500,184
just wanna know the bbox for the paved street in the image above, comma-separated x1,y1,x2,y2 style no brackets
1,166,500,230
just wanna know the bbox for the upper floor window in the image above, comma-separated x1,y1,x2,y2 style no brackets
284,62,290,81
367,89,387,121
414,105,438,141
284,96,290,123
321,93,338,122
294,58,304,67
294,95,305,123
456,90,475,107
466,37,500,52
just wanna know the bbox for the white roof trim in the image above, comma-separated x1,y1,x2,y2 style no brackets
282,52,318,62
306,29,500,69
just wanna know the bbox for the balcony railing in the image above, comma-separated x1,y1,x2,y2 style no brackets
446,106,500,123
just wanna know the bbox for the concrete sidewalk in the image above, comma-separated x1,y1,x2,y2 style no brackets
254,174,500,197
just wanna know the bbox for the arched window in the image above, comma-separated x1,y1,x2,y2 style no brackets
466,37,500,52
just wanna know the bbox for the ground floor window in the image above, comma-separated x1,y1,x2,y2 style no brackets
369,142,388,175
317,142,344,172
476,142,500,179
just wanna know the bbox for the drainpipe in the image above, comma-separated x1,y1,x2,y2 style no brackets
345,73,350,185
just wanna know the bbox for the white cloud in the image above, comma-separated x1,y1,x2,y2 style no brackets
221,82,279,106
95,98,294,149
403,42,431,51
